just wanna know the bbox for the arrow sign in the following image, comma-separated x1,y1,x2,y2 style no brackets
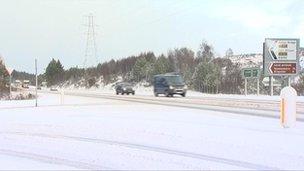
267,39,297,61
269,63,297,74
269,47,278,60
264,38,299,76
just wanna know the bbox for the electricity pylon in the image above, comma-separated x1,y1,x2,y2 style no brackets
83,14,98,69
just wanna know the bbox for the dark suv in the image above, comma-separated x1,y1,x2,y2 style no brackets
153,73,187,97
115,82,135,95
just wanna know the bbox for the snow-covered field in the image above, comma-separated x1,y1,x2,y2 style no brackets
1,93,304,170
0,154,77,170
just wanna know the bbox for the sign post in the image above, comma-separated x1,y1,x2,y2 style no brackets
242,67,260,96
263,38,300,127
9,74,11,99
244,78,248,96
270,76,273,96
263,38,300,96
7,68,13,100
35,59,38,107
257,78,260,96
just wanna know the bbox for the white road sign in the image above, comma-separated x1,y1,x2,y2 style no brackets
265,39,297,61
264,38,300,76
262,77,281,87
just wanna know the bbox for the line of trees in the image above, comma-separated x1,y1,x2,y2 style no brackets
39,40,244,94
11,71,35,84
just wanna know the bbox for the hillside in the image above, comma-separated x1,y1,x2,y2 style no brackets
227,53,263,68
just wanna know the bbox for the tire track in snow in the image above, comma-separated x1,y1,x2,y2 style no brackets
1,131,279,170
0,149,110,170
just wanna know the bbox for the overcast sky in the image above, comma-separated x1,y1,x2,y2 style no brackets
1,0,303,73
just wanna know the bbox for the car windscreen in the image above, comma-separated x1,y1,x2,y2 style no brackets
122,83,132,87
165,76,184,85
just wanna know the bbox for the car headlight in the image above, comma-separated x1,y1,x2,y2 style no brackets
184,85,188,89
169,86,174,89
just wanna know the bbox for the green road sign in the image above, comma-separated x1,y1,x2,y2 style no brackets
252,69,259,77
242,68,260,79
244,69,252,78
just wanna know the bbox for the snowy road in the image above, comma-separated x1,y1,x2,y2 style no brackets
45,89,304,120
1,93,304,170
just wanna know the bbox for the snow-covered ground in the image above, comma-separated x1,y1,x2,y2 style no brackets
1,93,304,170
0,154,77,170
228,53,263,68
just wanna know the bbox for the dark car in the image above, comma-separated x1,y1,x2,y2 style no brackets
115,82,135,95
153,73,187,97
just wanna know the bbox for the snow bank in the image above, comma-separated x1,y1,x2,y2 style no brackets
0,93,304,170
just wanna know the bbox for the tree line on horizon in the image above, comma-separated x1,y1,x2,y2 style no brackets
5,40,304,95
40,40,244,94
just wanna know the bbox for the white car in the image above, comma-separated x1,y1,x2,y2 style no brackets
50,88,58,91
